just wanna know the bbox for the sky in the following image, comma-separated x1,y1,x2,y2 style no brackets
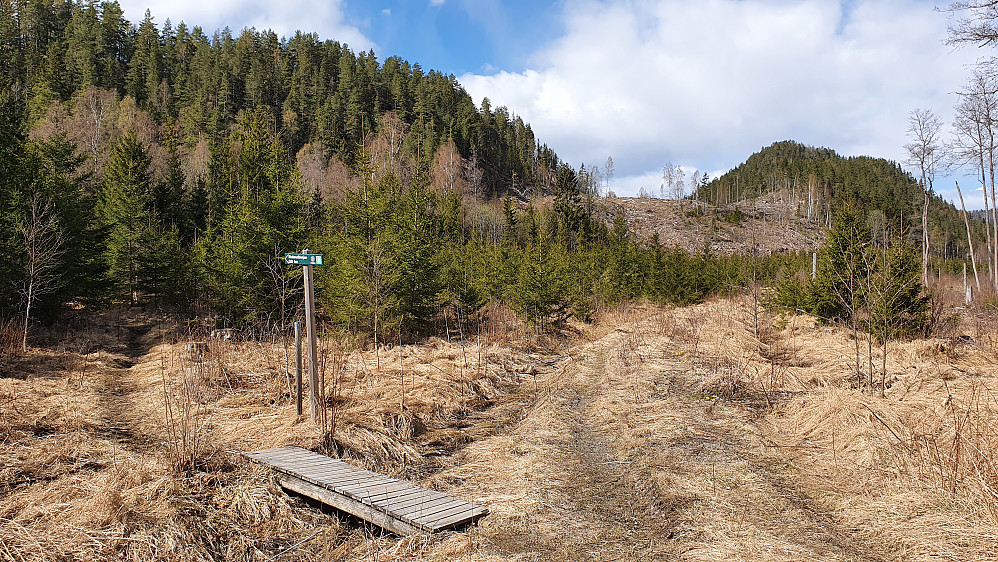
117,0,992,208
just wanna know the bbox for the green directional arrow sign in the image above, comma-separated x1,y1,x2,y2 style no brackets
285,253,324,266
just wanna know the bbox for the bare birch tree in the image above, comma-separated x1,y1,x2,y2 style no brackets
661,162,675,200
604,155,614,196
674,166,686,205
19,195,65,351
904,108,945,287
87,91,105,176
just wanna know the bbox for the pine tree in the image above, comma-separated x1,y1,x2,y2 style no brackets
99,132,153,304
808,202,874,383
322,170,441,338
808,203,872,321
0,90,27,314
511,235,570,330
871,236,930,340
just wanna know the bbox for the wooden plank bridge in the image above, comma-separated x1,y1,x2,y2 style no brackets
243,446,488,535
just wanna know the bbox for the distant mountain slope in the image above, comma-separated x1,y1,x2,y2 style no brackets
608,196,824,256
694,141,980,261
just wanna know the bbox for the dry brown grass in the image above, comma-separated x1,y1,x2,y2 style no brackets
0,306,553,561
3,293,998,561
663,293,998,560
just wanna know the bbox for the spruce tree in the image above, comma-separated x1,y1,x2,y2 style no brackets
99,133,153,305
808,203,872,322
871,236,930,340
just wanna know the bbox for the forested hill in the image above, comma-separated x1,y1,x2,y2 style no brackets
696,140,978,261
4,1,793,335
0,1,559,196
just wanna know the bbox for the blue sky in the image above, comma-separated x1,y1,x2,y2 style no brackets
341,0,563,76
117,0,991,209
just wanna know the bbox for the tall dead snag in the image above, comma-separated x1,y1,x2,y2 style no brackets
904,108,945,288
953,67,998,289
19,194,65,351
947,1,998,288
955,181,982,291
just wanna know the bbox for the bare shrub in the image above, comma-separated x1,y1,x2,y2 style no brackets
899,381,998,523
0,317,20,357
162,340,218,472
317,331,350,452
928,290,964,339
479,300,527,347
618,332,644,367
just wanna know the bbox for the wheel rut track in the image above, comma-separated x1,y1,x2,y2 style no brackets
486,321,897,561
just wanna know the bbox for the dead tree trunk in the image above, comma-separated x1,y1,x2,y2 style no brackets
955,181,982,291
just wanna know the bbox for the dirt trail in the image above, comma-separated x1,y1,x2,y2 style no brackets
91,319,165,453
441,314,893,561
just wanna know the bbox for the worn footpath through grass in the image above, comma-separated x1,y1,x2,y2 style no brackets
436,306,892,561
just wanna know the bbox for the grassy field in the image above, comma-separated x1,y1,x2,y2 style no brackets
1,286,997,560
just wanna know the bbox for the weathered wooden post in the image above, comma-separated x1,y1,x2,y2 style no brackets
304,260,319,421
285,251,324,423
294,321,303,416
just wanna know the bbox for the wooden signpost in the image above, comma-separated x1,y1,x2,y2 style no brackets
286,251,324,422
294,321,302,416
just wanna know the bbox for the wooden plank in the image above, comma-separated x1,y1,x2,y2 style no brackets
393,496,467,518
271,460,371,481
363,486,434,509
338,481,413,497
244,447,488,535
294,471,369,486
421,506,489,531
257,446,307,457
248,449,321,467
267,457,348,470
328,476,398,490
302,464,391,484
309,467,373,481
339,483,414,502
276,474,425,536
365,489,438,511
411,503,484,527
385,490,453,511
268,455,336,468
294,464,368,480
319,473,395,488
254,448,328,464
371,488,453,510
413,508,481,531
245,449,295,462
361,486,437,505
270,455,348,470
295,465,380,483
391,496,464,518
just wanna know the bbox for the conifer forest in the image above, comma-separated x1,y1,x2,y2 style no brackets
0,0,806,337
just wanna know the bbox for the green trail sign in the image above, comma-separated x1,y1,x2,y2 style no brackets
285,253,324,266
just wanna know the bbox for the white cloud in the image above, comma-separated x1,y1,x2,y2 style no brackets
430,0,446,6
382,8,391,16
117,0,373,49
460,0,980,198
613,169,664,197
